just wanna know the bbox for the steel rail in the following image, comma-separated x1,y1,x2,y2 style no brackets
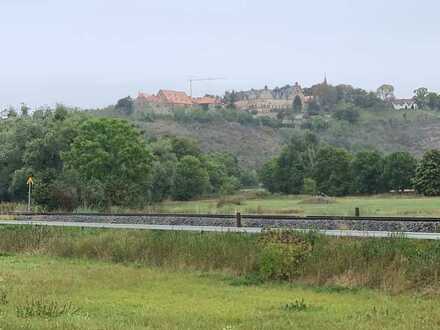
4,212,440,222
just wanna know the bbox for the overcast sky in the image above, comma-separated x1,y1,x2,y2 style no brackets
1,0,439,109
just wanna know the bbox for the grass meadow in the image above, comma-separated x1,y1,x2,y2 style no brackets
2,255,440,330
1,226,440,328
3,192,440,217
154,192,440,217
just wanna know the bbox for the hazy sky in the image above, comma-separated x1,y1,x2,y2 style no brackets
1,0,439,109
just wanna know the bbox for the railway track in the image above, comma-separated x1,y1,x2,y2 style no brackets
4,211,440,222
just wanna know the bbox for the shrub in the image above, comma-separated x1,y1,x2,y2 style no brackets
258,231,312,280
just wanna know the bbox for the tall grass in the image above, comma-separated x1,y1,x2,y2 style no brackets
1,226,440,293
0,203,27,213
0,226,258,275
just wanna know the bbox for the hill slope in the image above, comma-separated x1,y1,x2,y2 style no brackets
95,108,440,169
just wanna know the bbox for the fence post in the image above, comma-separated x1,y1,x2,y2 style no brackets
355,207,360,217
236,212,242,228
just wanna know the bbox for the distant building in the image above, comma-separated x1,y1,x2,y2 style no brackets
193,96,222,108
392,99,418,110
136,90,221,111
157,90,193,106
137,93,160,103
233,82,313,116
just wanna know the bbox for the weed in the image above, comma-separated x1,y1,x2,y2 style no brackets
16,298,80,318
0,288,8,305
282,298,308,312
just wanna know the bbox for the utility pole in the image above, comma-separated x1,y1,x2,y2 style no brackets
188,77,225,98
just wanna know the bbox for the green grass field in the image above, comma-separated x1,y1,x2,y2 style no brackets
0,255,439,330
155,193,440,217
3,193,440,217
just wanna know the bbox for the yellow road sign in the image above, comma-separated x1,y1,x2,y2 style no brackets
26,176,33,186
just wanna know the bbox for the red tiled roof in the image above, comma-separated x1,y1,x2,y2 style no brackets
193,96,220,105
159,90,193,105
138,92,161,103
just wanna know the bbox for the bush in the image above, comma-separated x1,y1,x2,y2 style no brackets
219,176,240,196
333,107,360,124
258,231,312,280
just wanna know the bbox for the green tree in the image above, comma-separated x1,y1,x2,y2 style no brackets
18,112,85,209
414,150,440,196
384,152,417,192
54,104,69,121
376,84,395,101
173,156,210,200
20,103,30,116
260,133,319,194
115,96,134,115
170,137,201,160
259,159,279,193
149,138,178,202
313,146,353,196
311,83,338,111
62,118,153,208
0,114,46,201
427,92,440,110
150,160,176,202
333,103,360,124
414,87,429,108
224,90,238,109
351,151,385,194
307,100,321,114
219,176,240,196
292,96,303,112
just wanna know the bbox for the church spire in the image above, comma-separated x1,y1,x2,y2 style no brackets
323,73,328,85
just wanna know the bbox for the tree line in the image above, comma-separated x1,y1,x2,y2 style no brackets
259,132,440,197
0,107,256,210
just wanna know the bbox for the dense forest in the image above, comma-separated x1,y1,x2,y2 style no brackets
0,106,257,210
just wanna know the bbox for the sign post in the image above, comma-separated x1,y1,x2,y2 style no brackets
26,176,33,212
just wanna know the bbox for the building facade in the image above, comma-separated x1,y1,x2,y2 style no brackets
392,99,418,110
233,82,312,116
136,90,220,112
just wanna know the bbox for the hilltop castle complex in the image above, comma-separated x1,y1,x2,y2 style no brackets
231,82,313,116
136,81,318,116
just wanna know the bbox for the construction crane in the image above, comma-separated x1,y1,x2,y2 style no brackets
188,77,225,98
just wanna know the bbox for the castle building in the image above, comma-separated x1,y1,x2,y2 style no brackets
233,82,312,116
392,99,418,110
